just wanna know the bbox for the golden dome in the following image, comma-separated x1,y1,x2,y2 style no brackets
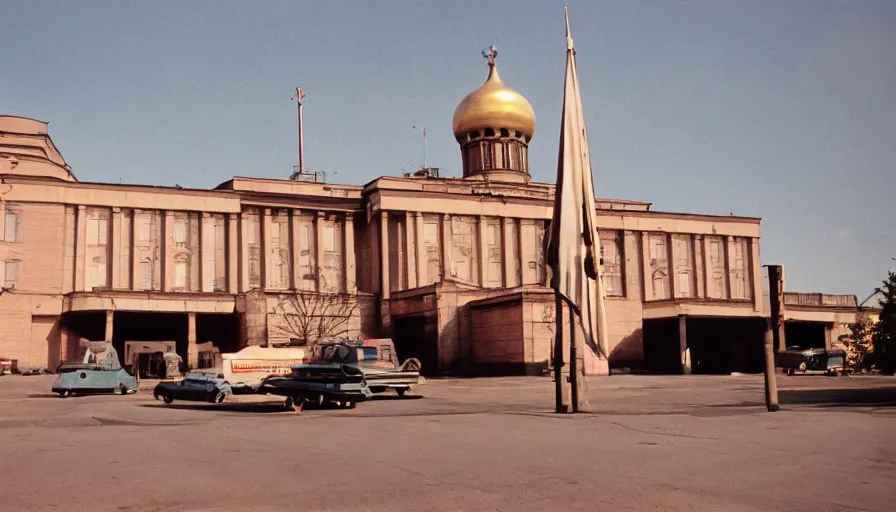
452,60,536,144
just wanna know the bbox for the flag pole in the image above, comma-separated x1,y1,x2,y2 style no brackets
297,96,305,173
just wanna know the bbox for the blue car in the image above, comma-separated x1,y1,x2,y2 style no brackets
152,371,234,404
52,344,138,397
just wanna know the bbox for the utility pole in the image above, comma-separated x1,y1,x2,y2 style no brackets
292,87,306,173
413,126,427,169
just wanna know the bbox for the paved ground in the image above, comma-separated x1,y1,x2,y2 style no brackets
0,373,894,512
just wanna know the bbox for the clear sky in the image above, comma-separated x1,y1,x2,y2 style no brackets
2,0,894,298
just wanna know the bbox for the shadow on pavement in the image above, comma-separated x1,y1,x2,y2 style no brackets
140,402,290,414
369,394,424,401
780,386,896,408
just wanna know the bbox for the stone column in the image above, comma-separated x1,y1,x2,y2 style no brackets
104,310,114,343
667,233,676,298
344,213,357,294
379,212,390,299
679,315,690,375
640,231,652,301
477,216,488,287
227,213,239,294
749,238,763,312
262,209,272,289
161,211,173,292
702,236,712,297
414,213,426,286
440,214,451,280
725,236,736,299
111,207,122,289
129,211,139,291
315,212,326,293
693,235,704,299
502,217,513,287
239,213,250,293
405,212,417,289
74,205,87,292
824,325,833,351
200,213,213,292
289,210,300,290
187,312,198,369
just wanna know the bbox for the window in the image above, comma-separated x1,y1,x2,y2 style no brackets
676,272,692,298
649,234,667,262
174,259,188,289
508,142,522,170
424,222,440,285
245,218,259,245
730,238,750,299
708,237,727,299
140,260,152,290
136,217,151,243
3,210,20,242
174,219,188,246
87,257,106,289
86,218,107,245
361,347,378,362
3,260,19,287
652,270,668,300
487,222,502,285
480,142,492,170
598,230,624,297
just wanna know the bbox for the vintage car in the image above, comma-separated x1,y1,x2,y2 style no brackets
52,343,138,397
311,338,423,396
777,347,847,376
153,371,232,404
258,363,373,412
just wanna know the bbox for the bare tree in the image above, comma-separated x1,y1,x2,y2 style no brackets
272,290,359,346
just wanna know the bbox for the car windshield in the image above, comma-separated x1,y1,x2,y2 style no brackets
320,344,352,362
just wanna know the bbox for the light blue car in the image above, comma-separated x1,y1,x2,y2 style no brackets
52,344,138,397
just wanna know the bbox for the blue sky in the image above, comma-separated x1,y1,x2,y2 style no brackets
2,0,894,297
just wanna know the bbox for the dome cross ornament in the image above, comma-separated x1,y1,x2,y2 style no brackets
481,45,498,66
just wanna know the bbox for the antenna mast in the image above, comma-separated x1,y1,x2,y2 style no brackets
292,87,306,173
423,126,427,169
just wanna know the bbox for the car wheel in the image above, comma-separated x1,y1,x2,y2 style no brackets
163,396,174,404
283,397,294,411
798,362,808,372
214,391,226,404
58,391,69,398
119,384,129,396
396,388,407,397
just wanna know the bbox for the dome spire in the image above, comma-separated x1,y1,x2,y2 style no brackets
452,46,536,183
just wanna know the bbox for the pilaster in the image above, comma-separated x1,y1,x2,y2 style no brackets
502,217,513,287
227,213,239,294
477,216,488,287
414,213,426,286
702,236,712,298
379,212,390,299
74,206,87,292
111,207,122,289
749,238,763,311
344,213,357,293
104,310,114,343
161,211,173,292
262,209,273,289
200,213,215,292
315,212,326,293
239,212,250,293
289,210,300,290
725,235,735,299
640,231,652,301
405,212,416,289
440,214,451,281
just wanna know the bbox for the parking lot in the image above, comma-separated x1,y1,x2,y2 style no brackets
1,373,894,512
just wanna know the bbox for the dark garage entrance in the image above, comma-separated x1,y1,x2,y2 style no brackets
644,317,765,375
391,315,440,376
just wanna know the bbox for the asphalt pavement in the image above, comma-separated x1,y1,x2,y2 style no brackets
0,373,894,512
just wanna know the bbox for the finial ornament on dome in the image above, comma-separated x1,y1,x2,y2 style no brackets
481,45,498,66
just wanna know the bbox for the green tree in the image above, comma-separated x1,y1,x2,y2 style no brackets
872,270,896,374
839,318,876,372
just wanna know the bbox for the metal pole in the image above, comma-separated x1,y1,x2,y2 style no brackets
763,318,780,412
423,126,427,169
297,101,305,173
568,300,579,412
553,292,568,413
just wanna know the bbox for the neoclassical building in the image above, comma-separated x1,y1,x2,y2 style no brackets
0,57,793,376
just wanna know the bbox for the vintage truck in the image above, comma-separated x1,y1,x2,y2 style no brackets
52,343,138,397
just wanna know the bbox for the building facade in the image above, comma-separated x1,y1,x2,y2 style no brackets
2,59,781,376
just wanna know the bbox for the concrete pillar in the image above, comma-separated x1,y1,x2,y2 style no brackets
239,212,250,293
414,213,425,287
111,207,122,289
187,312,198,369
344,213,357,293
227,213,239,294
440,214,451,281
640,231,652,301
316,212,326,293
824,324,833,351
679,315,691,375
104,310,114,343
161,211,173,292
405,212,416,289
262,209,272,289
477,216,488,287
379,212,390,299
74,205,87,292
